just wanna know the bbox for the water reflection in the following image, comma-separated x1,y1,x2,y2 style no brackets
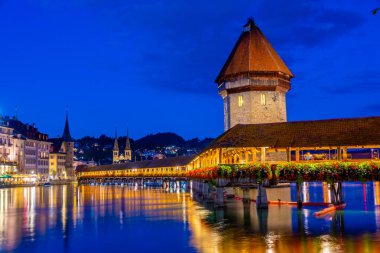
0,183,379,252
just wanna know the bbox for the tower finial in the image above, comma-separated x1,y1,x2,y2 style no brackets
243,18,255,32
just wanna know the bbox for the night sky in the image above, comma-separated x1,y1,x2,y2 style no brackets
0,0,379,140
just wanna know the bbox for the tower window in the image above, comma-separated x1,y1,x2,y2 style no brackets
260,94,266,105
238,96,243,107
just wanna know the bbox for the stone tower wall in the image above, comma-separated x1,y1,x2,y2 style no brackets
222,78,288,131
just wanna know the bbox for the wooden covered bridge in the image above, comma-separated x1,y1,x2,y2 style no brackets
77,116,380,208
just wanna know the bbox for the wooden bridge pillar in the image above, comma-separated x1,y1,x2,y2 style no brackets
215,187,225,207
242,188,250,203
202,182,209,198
256,184,268,209
330,182,344,205
296,182,303,209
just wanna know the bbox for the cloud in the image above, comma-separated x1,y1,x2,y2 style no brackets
254,0,365,48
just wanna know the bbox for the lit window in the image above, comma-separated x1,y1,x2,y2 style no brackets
260,94,266,105
238,95,243,107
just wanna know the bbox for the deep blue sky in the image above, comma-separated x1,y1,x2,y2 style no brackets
0,0,379,140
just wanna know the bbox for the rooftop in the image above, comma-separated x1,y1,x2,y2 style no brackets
215,18,293,84
205,116,380,150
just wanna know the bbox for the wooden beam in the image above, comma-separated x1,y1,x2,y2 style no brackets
337,146,342,161
295,148,300,162
261,147,266,162
286,148,291,162
343,147,348,162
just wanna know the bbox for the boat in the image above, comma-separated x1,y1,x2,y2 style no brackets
43,182,51,187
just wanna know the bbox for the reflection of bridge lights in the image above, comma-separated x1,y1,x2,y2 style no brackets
264,232,280,253
302,182,309,202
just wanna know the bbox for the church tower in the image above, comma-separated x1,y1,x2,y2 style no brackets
113,130,119,164
124,129,132,161
62,112,74,178
216,19,294,131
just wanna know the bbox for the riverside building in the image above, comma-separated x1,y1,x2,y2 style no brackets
0,116,51,180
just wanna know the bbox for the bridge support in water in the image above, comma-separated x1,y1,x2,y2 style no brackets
242,187,250,203
330,182,344,205
296,182,303,209
215,187,225,207
256,184,268,209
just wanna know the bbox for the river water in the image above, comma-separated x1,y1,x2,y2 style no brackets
0,182,380,252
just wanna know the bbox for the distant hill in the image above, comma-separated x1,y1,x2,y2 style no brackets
134,132,185,149
75,132,214,165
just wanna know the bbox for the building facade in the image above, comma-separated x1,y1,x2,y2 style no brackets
0,116,51,179
216,19,293,131
49,114,75,180
0,124,19,174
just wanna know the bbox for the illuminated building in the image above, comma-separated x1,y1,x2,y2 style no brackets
49,113,75,180
112,130,132,164
2,116,50,179
0,123,19,174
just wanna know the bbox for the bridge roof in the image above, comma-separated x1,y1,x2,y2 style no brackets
205,116,380,150
77,155,195,172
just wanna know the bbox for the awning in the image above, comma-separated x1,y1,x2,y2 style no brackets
0,174,12,178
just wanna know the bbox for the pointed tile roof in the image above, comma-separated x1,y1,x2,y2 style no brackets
125,129,131,150
62,113,73,142
215,18,293,84
113,130,119,151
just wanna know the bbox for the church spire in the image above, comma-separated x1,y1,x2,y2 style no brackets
113,129,119,151
124,129,132,161
125,129,131,150
62,112,73,142
113,129,120,164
